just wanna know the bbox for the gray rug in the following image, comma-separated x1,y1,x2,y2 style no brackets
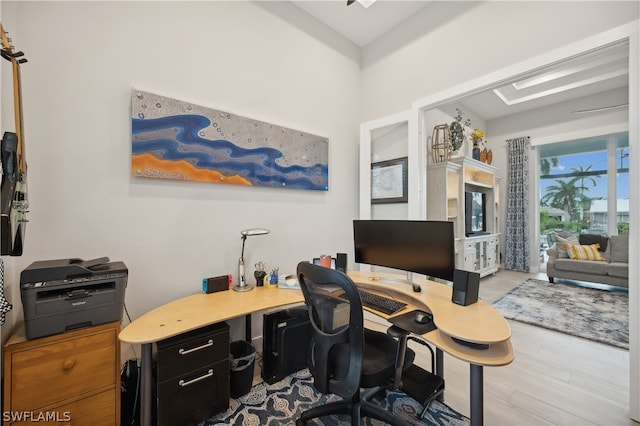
493,278,628,349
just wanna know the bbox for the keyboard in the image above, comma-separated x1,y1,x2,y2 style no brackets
357,289,407,315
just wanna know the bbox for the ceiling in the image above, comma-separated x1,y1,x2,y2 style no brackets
289,0,630,121
290,0,430,48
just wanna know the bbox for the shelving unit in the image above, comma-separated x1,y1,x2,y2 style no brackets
427,157,500,277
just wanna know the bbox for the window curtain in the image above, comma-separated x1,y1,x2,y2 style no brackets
504,136,530,271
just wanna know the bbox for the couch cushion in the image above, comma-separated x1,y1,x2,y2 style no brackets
553,258,609,275
578,234,608,251
555,234,578,258
608,262,629,278
566,243,606,261
609,235,629,263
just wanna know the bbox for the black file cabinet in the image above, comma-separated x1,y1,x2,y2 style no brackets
156,322,230,425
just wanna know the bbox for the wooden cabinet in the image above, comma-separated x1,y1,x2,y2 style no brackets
3,322,121,425
428,157,500,277
462,234,500,277
156,322,230,426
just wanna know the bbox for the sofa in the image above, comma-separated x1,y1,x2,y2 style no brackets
546,234,629,288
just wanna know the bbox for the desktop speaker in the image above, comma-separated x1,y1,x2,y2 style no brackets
336,253,347,273
451,269,480,306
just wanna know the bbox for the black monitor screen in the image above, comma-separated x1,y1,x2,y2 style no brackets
353,220,455,282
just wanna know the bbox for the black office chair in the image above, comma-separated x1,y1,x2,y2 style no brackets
296,261,415,426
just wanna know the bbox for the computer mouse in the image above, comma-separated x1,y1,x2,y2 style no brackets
414,311,432,325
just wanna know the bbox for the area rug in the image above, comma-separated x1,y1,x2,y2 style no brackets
201,369,469,426
493,278,628,349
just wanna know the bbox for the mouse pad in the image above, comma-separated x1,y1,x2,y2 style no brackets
389,310,437,335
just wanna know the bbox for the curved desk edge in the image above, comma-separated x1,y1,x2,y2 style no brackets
348,270,513,347
424,330,514,366
119,287,305,344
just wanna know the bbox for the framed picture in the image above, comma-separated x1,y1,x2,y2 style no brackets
371,157,408,204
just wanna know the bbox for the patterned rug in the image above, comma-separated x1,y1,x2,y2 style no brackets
493,278,628,349
201,369,469,425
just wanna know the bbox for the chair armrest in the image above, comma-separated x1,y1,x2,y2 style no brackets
546,244,559,261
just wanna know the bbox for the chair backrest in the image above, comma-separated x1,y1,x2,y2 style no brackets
296,261,363,399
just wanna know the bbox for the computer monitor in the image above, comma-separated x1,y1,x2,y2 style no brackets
353,220,455,289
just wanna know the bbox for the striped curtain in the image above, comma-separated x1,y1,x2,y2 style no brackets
504,137,530,271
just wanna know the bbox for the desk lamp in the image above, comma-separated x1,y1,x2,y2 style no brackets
235,228,270,292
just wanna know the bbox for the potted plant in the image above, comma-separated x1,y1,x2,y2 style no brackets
470,129,485,160
450,108,471,153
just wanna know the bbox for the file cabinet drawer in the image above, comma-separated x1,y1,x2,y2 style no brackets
156,322,229,382
157,360,230,425
8,325,117,411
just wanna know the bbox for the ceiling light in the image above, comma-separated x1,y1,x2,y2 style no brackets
572,103,628,114
347,0,377,8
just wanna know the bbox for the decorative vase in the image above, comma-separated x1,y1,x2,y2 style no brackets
472,145,480,160
431,124,452,164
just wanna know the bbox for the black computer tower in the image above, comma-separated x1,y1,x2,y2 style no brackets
261,307,312,384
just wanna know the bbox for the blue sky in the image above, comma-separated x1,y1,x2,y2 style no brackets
540,149,629,199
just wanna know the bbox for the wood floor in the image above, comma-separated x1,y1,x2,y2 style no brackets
404,269,634,426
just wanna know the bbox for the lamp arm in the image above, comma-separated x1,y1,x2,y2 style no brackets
240,235,247,262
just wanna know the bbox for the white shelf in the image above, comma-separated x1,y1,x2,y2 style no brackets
465,180,492,189
427,157,499,276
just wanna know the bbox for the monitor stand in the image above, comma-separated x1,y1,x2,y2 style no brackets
368,272,422,293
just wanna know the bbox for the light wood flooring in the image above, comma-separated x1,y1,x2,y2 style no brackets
404,269,634,426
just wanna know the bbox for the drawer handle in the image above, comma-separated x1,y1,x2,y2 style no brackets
179,369,214,387
62,359,76,370
178,339,213,355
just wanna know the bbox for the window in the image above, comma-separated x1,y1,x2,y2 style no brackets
539,133,629,253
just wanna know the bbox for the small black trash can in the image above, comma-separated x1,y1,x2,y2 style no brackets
229,340,256,398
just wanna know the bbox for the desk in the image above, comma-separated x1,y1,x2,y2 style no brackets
119,271,514,426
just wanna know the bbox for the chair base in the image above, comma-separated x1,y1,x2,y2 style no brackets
296,392,412,426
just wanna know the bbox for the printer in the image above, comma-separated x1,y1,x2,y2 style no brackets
20,257,127,340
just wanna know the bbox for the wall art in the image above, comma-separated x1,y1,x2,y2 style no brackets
131,89,328,191
370,157,408,204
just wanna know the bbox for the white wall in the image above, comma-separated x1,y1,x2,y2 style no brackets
360,1,639,121
0,1,362,344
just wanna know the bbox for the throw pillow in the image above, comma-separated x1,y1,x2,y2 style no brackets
566,243,606,261
555,234,578,258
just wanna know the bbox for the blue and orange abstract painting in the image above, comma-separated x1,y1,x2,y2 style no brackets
131,89,328,191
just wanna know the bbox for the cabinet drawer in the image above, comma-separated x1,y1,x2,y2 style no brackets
157,360,230,426
156,322,229,382
6,388,117,426
9,330,117,411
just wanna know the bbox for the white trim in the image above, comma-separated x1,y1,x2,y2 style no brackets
359,110,414,221
412,21,639,111
627,25,640,423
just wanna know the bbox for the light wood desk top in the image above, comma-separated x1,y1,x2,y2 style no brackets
118,286,304,344
349,271,513,367
119,271,514,367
